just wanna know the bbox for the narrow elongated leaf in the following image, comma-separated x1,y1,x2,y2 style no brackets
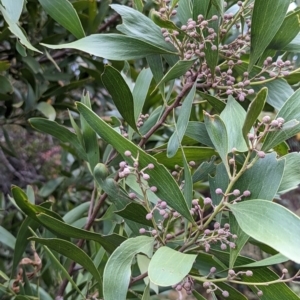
185,122,214,147
133,68,153,121
42,34,177,61
278,152,300,193
146,55,164,95
30,237,102,292
262,88,300,151
233,153,285,200
111,4,176,52
0,226,16,249
102,65,137,131
148,247,196,286
182,147,193,208
242,88,267,145
154,59,196,92
0,5,41,53
249,0,289,71
36,213,125,253
0,75,13,94
103,236,154,300
37,0,85,39
237,253,288,268
220,96,247,152
177,0,192,25
204,112,229,168
193,0,210,19
77,102,193,221
1,0,24,22
212,0,224,16
29,118,87,160
268,8,300,50
154,147,217,168
227,200,300,263
36,102,56,121
167,83,196,157
198,91,226,113
283,34,300,52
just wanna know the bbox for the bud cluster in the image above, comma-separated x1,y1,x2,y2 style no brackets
172,277,194,296
203,281,230,298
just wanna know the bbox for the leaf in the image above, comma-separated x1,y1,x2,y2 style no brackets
36,102,56,121
192,156,216,183
102,65,137,131
185,122,214,147
37,0,85,39
0,75,13,94
111,4,176,52
237,253,288,268
154,59,196,92
220,96,248,152
283,34,300,52
38,177,64,198
29,118,87,160
11,185,63,222
227,200,300,263
233,153,285,201
242,87,267,146
268,8,300,50
36,213,125,253
80,92,99,171
0,5,41,53
77,102,193,221
167,83,196,157
1,0,24,22
30,237,102,292
262,88,300,151
204,112,229,168
41,34,177,61
211,0,224,16
278,152,300,194
103,236,155,300
177,0,192,25
115,203,153,227
249,0,289,71
0,226,16,249
198,91,226,113
154,146,217,168
148,246,196,286
133,68,153,121
193,0,210,19
181,147,193,208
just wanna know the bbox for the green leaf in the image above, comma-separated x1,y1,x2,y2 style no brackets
177,0,192,25
36,102,56,121
63,202,90,224
111,4,176,52
237,253,288,268
242,87,267,146
262,88,300,151
204,112,229,168
1,0,24,22
278,152,300,193
198,91,226,113
133,68,153,121
77,102,193,221
211,0,224,16
38,177,64,198
102,65,137,131
115,203,153,227
154,146,217,168
154,59,196,92
185,122,214,147
103,236,154,300
0,226,16,249
182,147,193,208
11,185,64,222
0,5,41,53
227,200,300,263
0,75,13,94
233,153,285,200
29,118,87,160
283,34,300,52
36,213,126,253
249,0,289,71
193,0,210,19
268,8,300,50
167,83,196,157
148,246,196,286
80,92,99,171
30,237,102,292
220,96,248,152
41,34,177,61
192,156,216,183
146,55,164,95
37,0,85,39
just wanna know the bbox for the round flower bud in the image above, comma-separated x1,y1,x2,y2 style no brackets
119,161,127,168
243,190,251,197
211,45,217,51
222,290,229,298
203,281,210,288
204,197,212,205
129,192,137,199
257,151,266,158
210,267,216,273
173,211,180,217
277,117,284,124
246,270,253,276
151,229,157,236
214,222,220,229
150,186,158,192
262,115,271,123
159,209,166,216
229,242,236,249
257,290,263,297
146,213,153,220
204,229,211,235
163,213,169,219
189,160,196,167
215,188,223,195
233,189,240,196
282,268,288,274
270,120,279,127
143,173,150,180
166,233,173,239
192,199,198,206
139,228,146,234
148,163,155,169
184,282,192,290
224,223,230,229
228,269,235,276
124,150,132,157
248,89,255,95
211,15,218,20
221,243,227,250
160,201,167,209
232,234,238,239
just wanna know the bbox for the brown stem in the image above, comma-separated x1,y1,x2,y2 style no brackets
129,272,148,286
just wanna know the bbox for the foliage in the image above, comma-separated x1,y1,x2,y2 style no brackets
1,0,300,299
